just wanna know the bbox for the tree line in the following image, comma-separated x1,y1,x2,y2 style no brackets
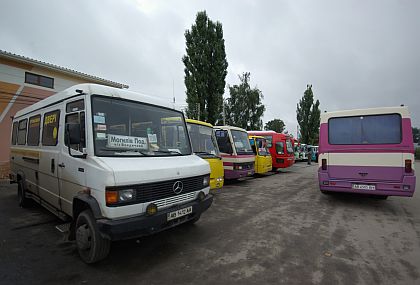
183,11,320,144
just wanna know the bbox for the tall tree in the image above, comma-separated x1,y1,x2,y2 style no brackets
296,84,320,145
413,127,419,143
225,72,265,130
182,11,228,124
264,119,285,133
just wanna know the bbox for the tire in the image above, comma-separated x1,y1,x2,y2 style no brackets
272,167,278,172
17,180,30,208
75,210,110,264
320,190,330,195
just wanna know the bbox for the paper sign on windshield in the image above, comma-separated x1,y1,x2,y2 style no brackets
107,134,148,149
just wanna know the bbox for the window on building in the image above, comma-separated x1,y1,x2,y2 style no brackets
27,115,41,146
11,122,18,145
42,110,60,146
17,119,28,145
25,72,54,89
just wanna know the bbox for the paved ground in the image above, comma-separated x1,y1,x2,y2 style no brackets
0,162,419,285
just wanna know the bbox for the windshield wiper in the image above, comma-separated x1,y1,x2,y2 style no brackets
194,151,217,157
152,150,183,156
100,148,148,156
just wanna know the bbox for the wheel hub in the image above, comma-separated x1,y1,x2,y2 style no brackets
76,224,92,250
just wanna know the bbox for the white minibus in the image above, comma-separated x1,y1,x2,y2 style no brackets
9,84,212,263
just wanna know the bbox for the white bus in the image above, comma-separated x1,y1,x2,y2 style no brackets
9,84,212,263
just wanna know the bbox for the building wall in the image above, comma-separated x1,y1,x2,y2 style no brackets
0,58,97,178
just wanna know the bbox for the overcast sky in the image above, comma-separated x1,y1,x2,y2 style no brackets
1,0,419,135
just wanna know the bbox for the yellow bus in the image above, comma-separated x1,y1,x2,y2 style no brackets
186,119,224,189
248,135,272,174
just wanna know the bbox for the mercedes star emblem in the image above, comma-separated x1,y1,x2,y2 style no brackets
173,181,183,194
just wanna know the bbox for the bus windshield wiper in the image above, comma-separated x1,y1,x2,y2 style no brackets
100,148,148,156
152,150,183,156
194,151,216,156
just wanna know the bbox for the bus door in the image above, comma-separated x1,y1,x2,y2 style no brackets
38,106,62,210
58,96,87,215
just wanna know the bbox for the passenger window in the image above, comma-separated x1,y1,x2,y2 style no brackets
11,122,18,145
66,99,85,113
65,112,86,151
17,119,28,145
27,115,41,146
42,110,60,146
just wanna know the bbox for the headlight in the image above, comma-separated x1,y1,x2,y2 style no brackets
203,175,210,187
119,189,134,202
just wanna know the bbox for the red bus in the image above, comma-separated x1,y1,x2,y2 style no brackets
248,131,295,170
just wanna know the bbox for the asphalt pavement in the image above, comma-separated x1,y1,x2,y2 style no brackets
0,162,419,285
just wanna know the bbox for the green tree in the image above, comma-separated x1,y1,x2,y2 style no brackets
413,127,419,143
296,84,320,145
264,119,285,133
225,72,265,130
182,11,228,124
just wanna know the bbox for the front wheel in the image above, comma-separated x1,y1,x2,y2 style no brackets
17,180,30,208
76,210,110,264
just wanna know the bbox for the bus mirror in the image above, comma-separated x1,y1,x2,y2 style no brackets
66,123,81,145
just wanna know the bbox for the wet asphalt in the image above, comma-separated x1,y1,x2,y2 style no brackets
0,162,419,285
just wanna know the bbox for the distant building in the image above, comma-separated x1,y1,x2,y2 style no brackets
0,50,128,178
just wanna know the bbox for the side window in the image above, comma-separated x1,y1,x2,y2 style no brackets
17,119,28,145
27,115,41,146
42,110,60,146
11,122,18,145
65,112,86,151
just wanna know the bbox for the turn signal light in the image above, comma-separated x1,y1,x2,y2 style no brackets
105,191,118,205
146,203,158,216
405,160,412,173
322,159,327,170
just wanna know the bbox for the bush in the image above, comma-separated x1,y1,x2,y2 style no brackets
416,147,420,160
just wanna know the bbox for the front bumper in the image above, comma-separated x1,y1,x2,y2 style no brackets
97,195,213,241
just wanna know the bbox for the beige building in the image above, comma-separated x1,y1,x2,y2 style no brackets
0,50,128,178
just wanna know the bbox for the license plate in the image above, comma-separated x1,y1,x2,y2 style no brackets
352,184,375,191
167,206,192,221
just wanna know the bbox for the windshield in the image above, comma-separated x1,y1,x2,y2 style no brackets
263,135,273,148
231,130,253,155
187,123,220,157
91,96,191,157
256,138,270,156
286,139,294,154
275,141,284,154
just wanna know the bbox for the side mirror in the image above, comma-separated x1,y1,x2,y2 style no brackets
65,123,86,158
66,123,81,145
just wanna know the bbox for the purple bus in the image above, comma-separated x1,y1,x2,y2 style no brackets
318,106,416,199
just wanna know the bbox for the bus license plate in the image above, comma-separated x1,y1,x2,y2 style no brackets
352,184,375,191
167,206,192,221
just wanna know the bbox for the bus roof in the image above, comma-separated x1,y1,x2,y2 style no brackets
248,130,276,135
14,83,177,119
186,119,214,128
214,125,247,133
321,106,410,124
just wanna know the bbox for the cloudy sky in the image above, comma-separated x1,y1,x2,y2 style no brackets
1,0,419,135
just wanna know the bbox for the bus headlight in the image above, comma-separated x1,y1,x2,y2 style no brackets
203,175,210,187
119,189,135,202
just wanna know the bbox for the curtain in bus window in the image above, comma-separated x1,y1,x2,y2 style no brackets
329,114,401,145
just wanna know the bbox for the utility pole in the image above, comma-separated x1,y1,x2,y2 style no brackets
197,102,200,120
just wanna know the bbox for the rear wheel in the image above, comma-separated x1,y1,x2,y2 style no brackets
17,180,30,208
76,210,110,264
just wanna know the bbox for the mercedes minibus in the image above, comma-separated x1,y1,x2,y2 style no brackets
318,106,416,199
9,83,213,263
